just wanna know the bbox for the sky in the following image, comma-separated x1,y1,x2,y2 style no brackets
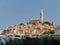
0,0,60,28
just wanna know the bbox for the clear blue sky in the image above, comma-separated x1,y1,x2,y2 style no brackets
0,0,60,28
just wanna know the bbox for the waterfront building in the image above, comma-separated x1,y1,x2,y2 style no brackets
0,29,3,34
0,9,55,38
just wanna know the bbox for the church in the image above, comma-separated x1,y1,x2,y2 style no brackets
29,9,44,24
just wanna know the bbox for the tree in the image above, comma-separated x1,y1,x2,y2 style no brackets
43,22,52,25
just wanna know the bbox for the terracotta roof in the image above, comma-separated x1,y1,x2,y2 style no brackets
29,20,40,23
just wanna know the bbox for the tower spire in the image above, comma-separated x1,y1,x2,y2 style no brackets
40,8,44,23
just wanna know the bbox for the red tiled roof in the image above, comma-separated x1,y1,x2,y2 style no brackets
29,20,40,23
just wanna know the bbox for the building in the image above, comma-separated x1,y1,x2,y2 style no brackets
29,9,44,24
40,9,44,23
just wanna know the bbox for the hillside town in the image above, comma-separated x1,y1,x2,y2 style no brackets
0,9,56,38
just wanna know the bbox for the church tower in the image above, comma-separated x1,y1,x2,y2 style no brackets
40,9,44,23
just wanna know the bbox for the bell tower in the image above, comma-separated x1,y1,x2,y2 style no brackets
40,9,44,23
